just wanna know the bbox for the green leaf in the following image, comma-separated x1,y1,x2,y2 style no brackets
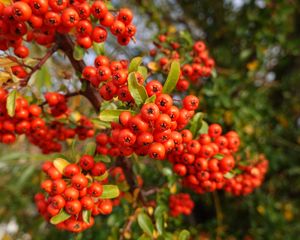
94,171,109,181
82,210,91,223
137,66,148,79
35,65,51,89
91,118,111,129
100,185,120,199
137,212,154,237
16,165,36,189
211,68,217,78
198,120,209,134
189,112,205,137
84,142,96,155
73,45,85,61
224,172,235,179
138,235,152,240
128,72,148,106
155,206,167,235
162,61,180,94
93,42,105,55
144,95,156,104
128,57,143,73
99,109,135,122
162,168,173,176
6,90,17,117
214,154,224,160
95,154,111,163
50,210,71,225
178,230,190,240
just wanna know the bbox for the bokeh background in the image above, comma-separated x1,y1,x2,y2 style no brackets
1,0,300,239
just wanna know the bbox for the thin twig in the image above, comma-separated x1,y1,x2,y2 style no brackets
20,45,58,87
212,191,223,240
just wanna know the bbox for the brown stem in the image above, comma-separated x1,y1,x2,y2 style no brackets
55,33,102,112
20,45,58,87
212,191,223,240
116,156,147,205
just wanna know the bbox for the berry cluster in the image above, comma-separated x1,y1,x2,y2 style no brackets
0,87,42,144
169,193,194,217
224,157,268,196
95,89,198,159
0,0,136,56
149,33,215,91
171,125,240,194
0,88,94,153
82,56,138,102
35,155,115,233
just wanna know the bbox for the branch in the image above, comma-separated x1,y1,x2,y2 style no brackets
116,156,147,205
55,33,102,112
20,45,58,87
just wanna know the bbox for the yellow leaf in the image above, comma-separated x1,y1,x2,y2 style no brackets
257,205,265,215
147,206,154,216
147,62,159,72
284,210,293,221
0,71,12,84
168,25,177,34
0,0,12,6
170,184,177,194
247,60,258,71
53,158,71,174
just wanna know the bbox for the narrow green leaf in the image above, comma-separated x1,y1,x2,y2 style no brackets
128,72,148,106
155,206,167,235
95,154,111,163
6,90,17,117
144,95,156,104
178,230,190,240
82,210,91,223
73,45,85,60
198,120,209,134
93,42,105,55
16,165,36,189
100,185,120,199
137,212,154,237
189,112,205,137
94,171,109,181
84,142,96,155
214,154,224,160
162,61,180,94
99,109,135,122
128,57,143,73
211,68,217,78
91,119,111,129
50,210,71,224
137,66,148,79
156,217,164,236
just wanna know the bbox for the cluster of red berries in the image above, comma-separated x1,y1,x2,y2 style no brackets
224,157,268,196
0,88,94,153
45,92,69,117
82,56,138,102
149,34,215,91
35,155,116,233
0,0,136,56
0,87,42,144
169,193,194,217
170,125,240,194
95,89,198,159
